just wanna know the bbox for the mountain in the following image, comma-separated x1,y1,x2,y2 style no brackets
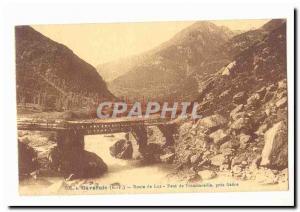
15,26,114,111
102,20,285,102
97,23,238,83
174,20,288,179
105,21,237,101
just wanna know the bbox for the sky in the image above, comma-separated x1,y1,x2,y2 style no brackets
32,19,269,67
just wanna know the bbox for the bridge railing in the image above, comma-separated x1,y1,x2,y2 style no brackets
17,117,172,133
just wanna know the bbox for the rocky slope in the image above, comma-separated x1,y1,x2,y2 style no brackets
172,20,288,184
15,26,114,112
220,19,286,59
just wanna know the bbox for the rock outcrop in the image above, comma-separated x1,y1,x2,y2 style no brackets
261,121,288,169
49,147,108,179
18,131,57,173
19,131,108,179
18,140,39,177
196,114,227,133
109,139,133,159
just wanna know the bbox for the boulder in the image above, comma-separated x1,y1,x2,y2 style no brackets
179,121,193,136
230,117,251,132
221,61,236,76
255,124,268,136
267,84,276,92
263,90,275,102
160,153,175,163
210,154,226,167
209,129,229,145
232,165,243,175
265,103,277,116
261,121,288,169
219,89,230,99
198,170,217,180
60,150,108,179
177,151,193,166
18,141,39,177
219,141,232,150
247,93,261,107
79,150,108,178
275,97,287,108
233,92,247,104
278,79,287,90
239,133,251,144
219,139,239,150
232,154,248,166
230,104,244,120
205,92,214,101
221,67,230,76
232,112,248,121
256,86,267,97
250,111,267,126
196,114,227,133
109,139,133,159
194,132,211,148
221,148,234,156
18,132,57,170
190,154,201,165
276,90,287,99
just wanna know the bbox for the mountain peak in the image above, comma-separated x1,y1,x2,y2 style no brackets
189,21,219,30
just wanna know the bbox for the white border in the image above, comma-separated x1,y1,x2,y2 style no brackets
0,0,295,206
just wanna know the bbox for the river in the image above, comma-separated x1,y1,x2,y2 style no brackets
19,133,176,195
19,133,288,195
83,133,175,185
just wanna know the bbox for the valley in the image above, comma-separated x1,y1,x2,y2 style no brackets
16,19,289,195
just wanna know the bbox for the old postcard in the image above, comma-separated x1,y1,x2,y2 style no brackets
16,19,289,196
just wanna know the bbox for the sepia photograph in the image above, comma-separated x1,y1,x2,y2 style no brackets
15,18,289,195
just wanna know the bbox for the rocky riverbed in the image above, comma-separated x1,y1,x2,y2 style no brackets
18,118,288,195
